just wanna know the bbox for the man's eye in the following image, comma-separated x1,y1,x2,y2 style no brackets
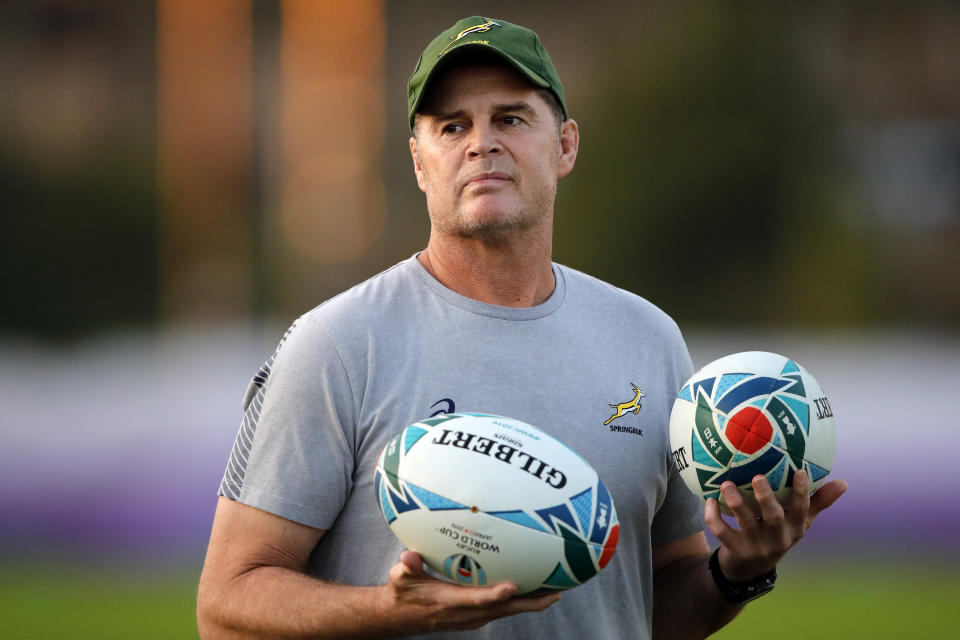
442,123,464,134
502,115,521,126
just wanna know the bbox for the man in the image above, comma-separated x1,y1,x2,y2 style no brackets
197,17,846,639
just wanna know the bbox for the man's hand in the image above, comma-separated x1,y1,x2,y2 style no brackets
198,498,561,639
705,470,848,582
380,550,562,634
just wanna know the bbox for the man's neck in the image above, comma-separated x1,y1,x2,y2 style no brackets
418,231,555,308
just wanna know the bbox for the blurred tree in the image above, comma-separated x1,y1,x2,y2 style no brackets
0,150,158,340
554,4,870,328
0,1,158,340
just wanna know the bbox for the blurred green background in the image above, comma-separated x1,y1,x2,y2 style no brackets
1,1,958,637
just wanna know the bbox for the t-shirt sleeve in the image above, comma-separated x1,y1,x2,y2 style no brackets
651,330,706,544
218,315,357,530
650,459,706,544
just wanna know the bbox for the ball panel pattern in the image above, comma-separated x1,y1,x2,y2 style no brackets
374,413,619,594
669,352,836,513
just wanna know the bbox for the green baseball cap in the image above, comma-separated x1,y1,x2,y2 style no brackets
407,16,567,129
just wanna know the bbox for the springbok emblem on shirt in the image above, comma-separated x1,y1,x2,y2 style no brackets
604,384,645,425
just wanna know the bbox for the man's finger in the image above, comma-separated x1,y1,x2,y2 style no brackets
469,592,562,626
445,592,562,631
493,592,562,616
809,478,848,519
752,474,785,525
721,482,759,530
391,560,518,603
400,550,423,573
390,551,426,582
779,470,810,528
704,498,736,544
457,581,519,606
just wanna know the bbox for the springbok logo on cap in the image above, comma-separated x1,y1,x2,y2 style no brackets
438,18,501,57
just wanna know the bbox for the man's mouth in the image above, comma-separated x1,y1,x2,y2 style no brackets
463,171,512,188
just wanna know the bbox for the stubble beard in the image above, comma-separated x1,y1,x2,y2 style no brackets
435,207,545,243
427,187,555,245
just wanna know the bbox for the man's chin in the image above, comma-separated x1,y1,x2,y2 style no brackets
451,210,542,242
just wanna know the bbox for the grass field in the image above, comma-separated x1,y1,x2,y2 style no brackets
2,559,957,638
1,563,200,639
712,559,960,639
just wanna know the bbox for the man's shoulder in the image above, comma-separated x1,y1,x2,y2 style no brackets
262,256,424,368
300,256,422,325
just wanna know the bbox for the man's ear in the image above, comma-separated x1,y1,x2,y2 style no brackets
409,136,427,193
556,118,579,179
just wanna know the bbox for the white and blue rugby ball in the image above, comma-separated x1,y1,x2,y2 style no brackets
374,413,620,595
669,351,836,514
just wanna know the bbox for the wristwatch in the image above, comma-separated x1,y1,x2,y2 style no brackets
708,548,777,604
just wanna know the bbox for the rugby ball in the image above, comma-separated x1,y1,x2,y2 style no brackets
374,413,619,595
669,351,836,514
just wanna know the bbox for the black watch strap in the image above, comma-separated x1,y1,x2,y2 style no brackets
708,548,777,604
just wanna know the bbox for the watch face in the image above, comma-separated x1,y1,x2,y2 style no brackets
731,580,776,604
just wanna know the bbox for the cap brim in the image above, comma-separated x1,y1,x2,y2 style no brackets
410,44,551,126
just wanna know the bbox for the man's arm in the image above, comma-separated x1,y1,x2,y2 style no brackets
197,496,561,639
651,532,741,639
652,471,848,639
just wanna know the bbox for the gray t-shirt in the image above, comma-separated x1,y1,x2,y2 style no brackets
220,255,704,639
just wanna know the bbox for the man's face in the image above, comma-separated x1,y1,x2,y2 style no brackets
410,63,578,242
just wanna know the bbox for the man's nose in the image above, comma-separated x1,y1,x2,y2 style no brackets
466,123,501,157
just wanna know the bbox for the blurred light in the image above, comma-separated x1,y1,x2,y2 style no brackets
157,0,253,319
279,0,386,264
281,152,386,264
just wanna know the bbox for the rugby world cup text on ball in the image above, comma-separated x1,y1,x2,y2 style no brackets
437,523,502,554
432,429,567,489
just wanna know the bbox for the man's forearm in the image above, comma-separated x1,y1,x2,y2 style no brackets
652,552,743,639
198,565,393,640
197,552,559,639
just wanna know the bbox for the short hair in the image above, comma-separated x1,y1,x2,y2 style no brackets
535,87,566,132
